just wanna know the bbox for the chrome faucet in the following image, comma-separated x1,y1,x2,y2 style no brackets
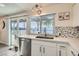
44,27,47,37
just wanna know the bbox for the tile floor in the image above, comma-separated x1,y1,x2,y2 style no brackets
0,43,18,56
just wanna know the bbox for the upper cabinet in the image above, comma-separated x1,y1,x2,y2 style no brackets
73,4,79,26
29,13,56,35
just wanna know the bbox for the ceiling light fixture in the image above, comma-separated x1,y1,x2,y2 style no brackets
32,4,42,15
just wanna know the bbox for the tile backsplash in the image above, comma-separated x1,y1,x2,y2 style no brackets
55,26,79,38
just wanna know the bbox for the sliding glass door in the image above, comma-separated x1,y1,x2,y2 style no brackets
9,18,27,47
18,19,27,35
10,20,17,47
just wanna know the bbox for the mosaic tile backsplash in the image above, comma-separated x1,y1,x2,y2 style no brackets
55,27,79,38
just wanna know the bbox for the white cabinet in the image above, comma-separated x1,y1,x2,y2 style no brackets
57,46,67,56
31,43,42,56
31,40,57,56
43,45,57,56
67,46,78,56
57,43,68,56
73,4,79,26
31,40,70,56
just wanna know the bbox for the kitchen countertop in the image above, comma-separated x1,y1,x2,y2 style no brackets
17,35,79,53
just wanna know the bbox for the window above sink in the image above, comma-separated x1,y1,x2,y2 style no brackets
29,13,56,35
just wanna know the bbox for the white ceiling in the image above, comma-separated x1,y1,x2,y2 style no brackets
0,3,74,16
0,3,36,16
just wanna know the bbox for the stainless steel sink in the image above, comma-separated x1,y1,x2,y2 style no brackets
36,36,54,39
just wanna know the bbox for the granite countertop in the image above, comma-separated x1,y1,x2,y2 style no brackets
18,35,79,53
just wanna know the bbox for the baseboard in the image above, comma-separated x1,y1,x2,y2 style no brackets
0,41,9,46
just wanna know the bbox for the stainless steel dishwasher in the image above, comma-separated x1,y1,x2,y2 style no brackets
19,38,31,56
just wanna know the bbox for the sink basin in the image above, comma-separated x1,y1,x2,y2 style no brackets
36,36,54,39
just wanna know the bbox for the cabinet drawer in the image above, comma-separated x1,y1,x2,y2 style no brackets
32,40,56,47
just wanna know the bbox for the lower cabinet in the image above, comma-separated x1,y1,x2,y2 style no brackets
31,40,69,56
31,40,57,56
67,46,79,56
31,40,79,56
57,44,68,56
31,43,42,56
43,45,57,56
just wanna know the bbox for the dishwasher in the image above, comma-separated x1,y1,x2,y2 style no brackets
19,38,31,56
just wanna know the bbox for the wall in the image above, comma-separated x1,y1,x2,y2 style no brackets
73,4,79,26
56,27,79,38
0,12,29,45
42,4,79,38
0,17,9,45
0,18,3,43
33,4,73,27
0,4,74,45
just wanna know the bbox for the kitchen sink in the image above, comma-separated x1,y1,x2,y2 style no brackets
36,36,54,39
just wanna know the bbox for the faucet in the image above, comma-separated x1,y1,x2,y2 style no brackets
37,27,47,37
44,27,47,37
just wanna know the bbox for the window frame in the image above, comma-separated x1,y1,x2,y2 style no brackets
29,13,56,36
18,19,27,30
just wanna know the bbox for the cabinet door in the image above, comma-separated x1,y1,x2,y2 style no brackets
31,40,57,56
43,45,57,56
67,47,78,56
58,46,67,56
31,43,42,56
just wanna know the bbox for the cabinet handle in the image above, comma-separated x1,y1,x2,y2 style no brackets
71,51,75,56
40,46,41,52
60,46,65,48
59,50,61,56
43,47,45,54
